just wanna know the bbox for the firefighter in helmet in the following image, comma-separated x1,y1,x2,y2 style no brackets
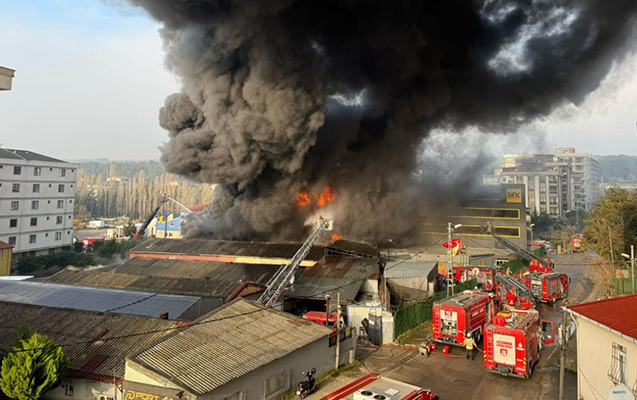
464,331,476,360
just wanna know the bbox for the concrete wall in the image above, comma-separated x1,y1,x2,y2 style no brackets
0,159,77,256
200,334,355,400
573,316,637,399
44,377,120,400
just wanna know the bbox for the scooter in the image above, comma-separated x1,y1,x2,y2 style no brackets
296,368,317,398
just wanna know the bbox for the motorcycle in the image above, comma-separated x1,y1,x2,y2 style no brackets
296,368,317,398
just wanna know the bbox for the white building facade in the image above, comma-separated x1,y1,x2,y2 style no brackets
0,148,77,258
554,147,600,211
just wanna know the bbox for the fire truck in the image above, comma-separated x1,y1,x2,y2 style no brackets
432,290,496,345
452,265,502,291
494,273,535,309
483,306,555,379
520,271,570,303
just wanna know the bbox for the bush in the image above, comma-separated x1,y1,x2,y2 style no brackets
15,252,96,274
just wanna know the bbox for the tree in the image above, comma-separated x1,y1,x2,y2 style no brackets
531,210,555,239
1,333,70,400
123,222,137,237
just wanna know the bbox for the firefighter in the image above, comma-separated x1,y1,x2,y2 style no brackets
464,331,476,360
506,267,512,276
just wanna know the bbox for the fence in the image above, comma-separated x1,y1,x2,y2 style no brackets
393,278,477,338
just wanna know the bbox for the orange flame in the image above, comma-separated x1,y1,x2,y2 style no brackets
296,191,311,207
316,186,335,207
331,233,342,240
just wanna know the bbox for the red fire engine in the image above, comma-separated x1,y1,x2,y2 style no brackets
494,274,535,309
520,271,569,303
452,265,502,291
432,290,496,345
483,306,555,378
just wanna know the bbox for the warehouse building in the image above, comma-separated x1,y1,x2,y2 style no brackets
0,302,180,400
124,299,355,400
0,280,217,320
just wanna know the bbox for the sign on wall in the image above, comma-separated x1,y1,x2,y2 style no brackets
493,333,516,366
607,384,635,400
505,188,522,203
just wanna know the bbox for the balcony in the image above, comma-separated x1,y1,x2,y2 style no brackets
0,66,15,91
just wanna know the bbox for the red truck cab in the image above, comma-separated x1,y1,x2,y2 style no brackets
432,290,496,345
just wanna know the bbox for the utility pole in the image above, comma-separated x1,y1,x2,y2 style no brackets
335,292,341,370
559,304,569,400
447,223,453,297
632,245,635,294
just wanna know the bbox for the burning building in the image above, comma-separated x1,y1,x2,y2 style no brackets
127,0,637,245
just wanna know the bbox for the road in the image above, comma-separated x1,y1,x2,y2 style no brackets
309,252,597,400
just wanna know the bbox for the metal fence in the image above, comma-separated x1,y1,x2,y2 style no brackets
393,278,478,338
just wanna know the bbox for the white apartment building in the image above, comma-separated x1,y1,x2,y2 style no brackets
554,147,600,211
0,148,78,259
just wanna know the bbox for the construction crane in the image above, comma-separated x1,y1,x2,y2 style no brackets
133,195,169,239
258,217,333,308
484,222,554,271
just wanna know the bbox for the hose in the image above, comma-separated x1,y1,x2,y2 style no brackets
357,344,468,359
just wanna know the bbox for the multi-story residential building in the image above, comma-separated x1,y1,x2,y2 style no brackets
0,148,78,259
484,148,600,216
554,147,600,211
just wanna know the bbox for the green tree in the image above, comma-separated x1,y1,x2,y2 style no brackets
123,222,137,238
531,210,555,238
1,333,70,400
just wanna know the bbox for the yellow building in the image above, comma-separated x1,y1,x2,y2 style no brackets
0,241,13,276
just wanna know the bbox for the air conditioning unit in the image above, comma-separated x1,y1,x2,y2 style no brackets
353,390,388,400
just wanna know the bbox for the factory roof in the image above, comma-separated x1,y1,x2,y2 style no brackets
129,299,332,395
286,277,364,301
0,280,201,319
328,240,380,258
46,257,278,299
131,238,325,262
0,148,69,163
385,260,438,279
0,302,178,380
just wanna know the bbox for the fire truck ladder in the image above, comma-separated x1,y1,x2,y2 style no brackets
484,222,553,270
258,217,333,308
495,274,535,308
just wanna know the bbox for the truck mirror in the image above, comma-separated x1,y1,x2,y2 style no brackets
541,320,555,345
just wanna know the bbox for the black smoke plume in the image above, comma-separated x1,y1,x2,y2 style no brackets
129,0,637,244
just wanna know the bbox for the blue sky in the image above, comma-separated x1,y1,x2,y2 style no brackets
0,0,636,161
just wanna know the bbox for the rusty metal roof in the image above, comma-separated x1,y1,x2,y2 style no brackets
129,299,332,395
46,258,279,299
131,238,325,261
0,302,178,379
568,293,637,341
328,240,380,258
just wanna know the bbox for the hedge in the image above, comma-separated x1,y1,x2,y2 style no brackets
393,278,478,338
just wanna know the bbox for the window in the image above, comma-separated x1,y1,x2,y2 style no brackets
55,232,62,241
13,166,21,175
609,342,627,385
528,196,535,203
264,370,290,399
8,237,16,246
59,168,66,177
31,201,39,210
34,167,41,176
30,217,37,226
12,183,20,193
58,184,65,193
539,186,546,193
29,234,36,244
528,185,534,190
10,201,19,211
224,392,243,400
56,216,63,224
540,196,546,205
460,208,520,219
57,200,64,209
9,219,17,228
32,183,40,193
69,199,73,204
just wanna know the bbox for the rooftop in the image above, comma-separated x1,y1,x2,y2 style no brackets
384,261,438,279
568,294,637,341
0,240,13,250
0,280,201,319
131,238,325,263
0,302,178,380
128,299,332,395
0,148,69,163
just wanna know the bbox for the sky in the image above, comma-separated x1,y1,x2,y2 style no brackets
0,0,636,161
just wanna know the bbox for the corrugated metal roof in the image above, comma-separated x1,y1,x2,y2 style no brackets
568,293,637,341
328,240,380,258
385,261,438,279
130,299,332,395
0,281,201,319
46,258,279,298
131,238,325,261
304,258,378,280
0,302,178,378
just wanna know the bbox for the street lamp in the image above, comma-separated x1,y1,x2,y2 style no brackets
530,223,535,247
447,223,463,296
621,245,635,294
